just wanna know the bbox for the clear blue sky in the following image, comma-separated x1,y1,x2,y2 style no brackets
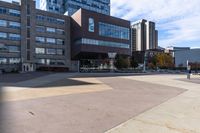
5,0,200,48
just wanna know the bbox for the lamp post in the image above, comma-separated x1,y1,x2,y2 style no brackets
143,51,147,72
187,60,191,79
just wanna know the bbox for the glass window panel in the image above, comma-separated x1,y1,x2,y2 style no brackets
57,49,64,55
99,22,130,40
46,27,56,33
36,59,45,64
56,29,64,35
46,48,56,55
46,38,56,44
76,38,130,49
36,37,45,43
8,45,20,52
0,58,7,64
9,21,20,29
0,20,7,27
0,43,8,52
36,26,45,32
9,58,20,64
9,33,21,41
57,39,64,45
9,9,20,17
35,48,45,54
0,32,7,38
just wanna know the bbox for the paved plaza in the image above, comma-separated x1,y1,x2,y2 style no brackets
0,73,199,133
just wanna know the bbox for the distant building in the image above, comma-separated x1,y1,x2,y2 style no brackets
40,0,110,16
131,19,158,52
40,0,65,14
174,48,200,67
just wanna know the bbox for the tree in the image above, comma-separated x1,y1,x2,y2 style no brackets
130,57,139,68
154,53,174,69
114,55,130,69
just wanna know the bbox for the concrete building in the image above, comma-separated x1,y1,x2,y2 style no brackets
131,19,158,64
0,0,71,72
131,19,158,52
40,0,110,16
167,47,200,67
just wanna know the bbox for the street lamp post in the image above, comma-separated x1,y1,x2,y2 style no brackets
143,51,147,72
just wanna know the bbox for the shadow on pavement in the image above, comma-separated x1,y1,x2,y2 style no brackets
35,78,99,88
0,72,52,83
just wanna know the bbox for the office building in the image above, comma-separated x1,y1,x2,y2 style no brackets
0,0,130,72
71,9,131,68
0,0,71,72
40,0,64,14
131,19,158,52
40,0,110,16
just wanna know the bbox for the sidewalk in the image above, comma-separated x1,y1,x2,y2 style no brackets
106,75,200,133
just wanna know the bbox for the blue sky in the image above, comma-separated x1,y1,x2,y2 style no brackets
5,0,200,48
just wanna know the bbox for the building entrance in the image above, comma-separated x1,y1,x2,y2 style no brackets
80,59,111,72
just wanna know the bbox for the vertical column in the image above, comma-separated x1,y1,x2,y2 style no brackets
20,0,36,72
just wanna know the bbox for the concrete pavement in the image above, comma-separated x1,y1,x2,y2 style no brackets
106,75,200,133
0,73,186,133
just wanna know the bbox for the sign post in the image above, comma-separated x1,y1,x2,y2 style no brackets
108,52,117,73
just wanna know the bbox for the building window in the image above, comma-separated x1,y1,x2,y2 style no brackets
36,26,45,32
56,19,65,24
9,33,21,41
27,16,30,26
8,45,20,52
46,59,57,65
36,59,45,64
0,58,7,64
36,15,45,21
9,9,20,17
99,22,130,40
27,28,30,38
0,32,7,39
46,48,56,55
46,27,56,33
75,38,130,49
46,38,56,44
57,49,64,55
88,18,94,32
0,43,8,52
57,39,64,45
35,48,45,54
36,37,45,43
57,60,65,65
0,20,7,27
27,51,30,61
0,7,7,14
56,29,64,35
27,39,30,49
9,21,21,29
27,4,30,15
9,58,20,64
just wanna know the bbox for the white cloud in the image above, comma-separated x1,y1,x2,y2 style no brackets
111,0,200,48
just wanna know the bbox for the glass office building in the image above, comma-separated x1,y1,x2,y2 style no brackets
40,0,110,16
